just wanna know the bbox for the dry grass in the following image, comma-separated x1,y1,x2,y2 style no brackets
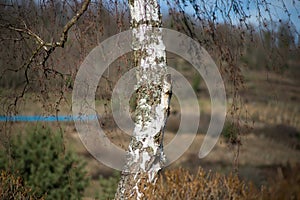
141,166,300,200
245,101,300,130
0,170,44,199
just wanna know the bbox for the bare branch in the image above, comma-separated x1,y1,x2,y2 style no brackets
40,0,91,67
4,23,50,50
1,0,91,66
57,0,91,48
0,0,91,104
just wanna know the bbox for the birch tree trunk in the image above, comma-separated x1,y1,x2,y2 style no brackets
114,0,171,199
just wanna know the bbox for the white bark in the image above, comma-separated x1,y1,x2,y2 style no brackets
115,0,171,199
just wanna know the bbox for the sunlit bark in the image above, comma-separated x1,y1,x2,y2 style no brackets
114,0,171,199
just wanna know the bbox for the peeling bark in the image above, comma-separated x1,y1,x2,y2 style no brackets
114,0,171,199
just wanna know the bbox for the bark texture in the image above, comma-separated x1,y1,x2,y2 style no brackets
114,0,171,199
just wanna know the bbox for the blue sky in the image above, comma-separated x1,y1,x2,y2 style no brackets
158,0,300,33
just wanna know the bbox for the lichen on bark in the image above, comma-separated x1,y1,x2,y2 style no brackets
114,0,171,199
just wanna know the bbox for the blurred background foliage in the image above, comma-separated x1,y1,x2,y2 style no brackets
0,125,89,199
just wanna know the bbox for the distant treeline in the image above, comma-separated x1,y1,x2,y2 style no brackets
0,0,299,91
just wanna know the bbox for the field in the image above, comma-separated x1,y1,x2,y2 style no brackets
2,66,299,199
